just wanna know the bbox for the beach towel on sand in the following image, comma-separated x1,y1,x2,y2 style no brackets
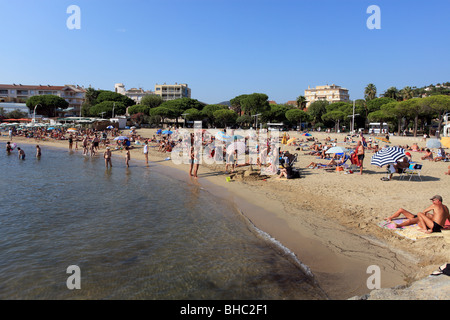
378,219,444,241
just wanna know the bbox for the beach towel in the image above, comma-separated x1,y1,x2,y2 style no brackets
378,219,443,241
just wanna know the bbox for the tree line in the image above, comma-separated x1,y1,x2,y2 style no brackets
23,83,450,136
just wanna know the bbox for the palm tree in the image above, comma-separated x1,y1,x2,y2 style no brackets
296,95,307,110
383,87,400,101
400,86,414,101
364,83,377,101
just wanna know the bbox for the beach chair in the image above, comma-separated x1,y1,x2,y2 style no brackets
402,163,423,181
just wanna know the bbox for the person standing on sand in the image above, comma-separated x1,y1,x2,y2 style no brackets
143,140,149,165
356,140,365,175
104,147,112,168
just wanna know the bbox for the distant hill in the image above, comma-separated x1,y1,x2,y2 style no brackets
216,101,231,107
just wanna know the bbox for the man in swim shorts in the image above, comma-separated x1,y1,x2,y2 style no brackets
417,195,449,234
356,141,365,175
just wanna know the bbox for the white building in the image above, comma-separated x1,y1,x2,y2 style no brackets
154,83,191,101
0,83,86,116
114,83,154,104
304,84,350,108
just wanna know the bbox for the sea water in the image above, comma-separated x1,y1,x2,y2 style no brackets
0,143,327,299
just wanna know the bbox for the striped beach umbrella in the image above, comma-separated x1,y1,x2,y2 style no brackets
215,131,231,142
371,146,406,167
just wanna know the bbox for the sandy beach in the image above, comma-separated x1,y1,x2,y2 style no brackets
2,128,450,299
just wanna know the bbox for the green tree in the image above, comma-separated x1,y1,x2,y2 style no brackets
262,104,292,123
240,93,270,116
89,101,126,118
307,100,329,125
399,86,414,101
184,108,203,121
364,83,377,101
141,94,163,108
285,109,309,129
26,95,69,117
202,104,228,127
230,94,248,116
422,95,450,136
296,95,307,109
149,107,173,126
213,109,238,128
398,98,424,137
383,87,400,101
6,109,28,119
366,97,396,113
236,115,253,128
321,110,346,132
96,91,135,107
128,104,150,115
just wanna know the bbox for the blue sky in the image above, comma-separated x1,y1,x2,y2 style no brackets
1,0,449,104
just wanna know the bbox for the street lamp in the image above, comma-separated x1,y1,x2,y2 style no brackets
33,104,42,123
182,113,189,128
252,113,261,129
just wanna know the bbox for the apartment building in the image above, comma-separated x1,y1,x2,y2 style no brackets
114,83,154,103
0,83,86,116
154,83,191,101
304,84,350,108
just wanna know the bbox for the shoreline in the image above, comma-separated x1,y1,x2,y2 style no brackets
2,129,449,299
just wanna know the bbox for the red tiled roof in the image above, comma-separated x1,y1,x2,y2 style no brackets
0,84,65,90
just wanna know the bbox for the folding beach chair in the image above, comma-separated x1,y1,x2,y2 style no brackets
403,163,423,181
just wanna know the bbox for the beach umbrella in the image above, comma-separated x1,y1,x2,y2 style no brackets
441,137,450,149
67,128,77,132
325,146,346,154
47,127,55,130
114,136,129,140
162,130,173,135
156,129,162,134
375,137,390,144
302,133,312,136
227,141,246,154
426,139,441,149
106,125,114,129
371,146,406,167
215,131,231,142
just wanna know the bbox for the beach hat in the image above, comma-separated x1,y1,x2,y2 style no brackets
430,195,443,202
405,152,411,157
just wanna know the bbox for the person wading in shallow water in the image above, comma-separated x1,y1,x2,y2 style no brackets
104,147,112,168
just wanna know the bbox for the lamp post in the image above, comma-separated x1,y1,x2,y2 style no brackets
182,113,189,128
252,113,261,130
33,104,42,123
